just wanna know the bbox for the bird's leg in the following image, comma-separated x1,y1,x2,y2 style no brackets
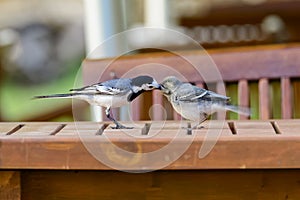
181,114,208,130
192,114,208,129
105,107,133,129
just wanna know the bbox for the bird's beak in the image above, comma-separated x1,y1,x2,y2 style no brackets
159,84,171,95
152,81,162,90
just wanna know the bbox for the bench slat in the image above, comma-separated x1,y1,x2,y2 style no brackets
0,123,23,135
151,90,164,120
130,96,142,120
281,77,292,119
238,79,249,120
259,78,270,120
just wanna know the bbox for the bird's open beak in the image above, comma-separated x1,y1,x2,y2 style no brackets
152,81,162,90
159,84,171,95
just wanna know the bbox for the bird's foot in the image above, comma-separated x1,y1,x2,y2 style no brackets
181,125,204,130
192,125,205,129
112,124,134,129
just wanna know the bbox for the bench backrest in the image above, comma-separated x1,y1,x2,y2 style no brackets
83,44,300,120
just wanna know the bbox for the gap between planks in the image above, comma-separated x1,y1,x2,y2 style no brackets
0,121,290,137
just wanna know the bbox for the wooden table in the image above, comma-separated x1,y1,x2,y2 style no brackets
1,120,300,199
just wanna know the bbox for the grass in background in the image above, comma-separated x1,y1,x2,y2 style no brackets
226,82,238,120
270,80,281,119
0,66,82,121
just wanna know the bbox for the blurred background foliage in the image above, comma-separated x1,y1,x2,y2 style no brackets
0,0,84,121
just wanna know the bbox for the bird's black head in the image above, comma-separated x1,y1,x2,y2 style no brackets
131,75,161,91
128,75,161,102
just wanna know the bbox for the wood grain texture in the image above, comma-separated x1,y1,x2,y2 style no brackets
21,170,300,200
151,90,164,120
83,44,300,84
258,78,270,120
281,77,292,119
216,81,227,120
0,120,300,170
172,111,182,121
293,79,300,118
0,171,20,200
238,80,249,120
130,96,142,120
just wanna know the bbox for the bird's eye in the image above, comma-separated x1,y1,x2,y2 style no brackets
148,85,154,89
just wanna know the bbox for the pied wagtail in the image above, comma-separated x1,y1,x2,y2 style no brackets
34,75,161,129
160,76,250,128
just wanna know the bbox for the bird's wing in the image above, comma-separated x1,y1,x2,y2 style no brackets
173,83,205,101
176,84,230,102
70,79,130,95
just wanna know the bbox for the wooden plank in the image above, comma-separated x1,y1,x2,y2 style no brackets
234,120,275,135
173,111,182,121
258,78,270,120
103,121,188,138
193,120,233,136
21,170,152,200
238,80,249,120
151,90,164,120
10,123,63,136
103,122,145,138
83,44,300,84
216,81,227,120
0,123,23,136
281,77,292,119
0,171,20,200
293,79,300,118
147,127,187,139
21,170,300,200
274,119,300,135
130,96,142,120
249,82,259,119
0,137,106,170
57,122,103,136
150,121,188,129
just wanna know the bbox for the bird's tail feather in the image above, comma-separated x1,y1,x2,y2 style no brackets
33,93,76,99
225,104,251,116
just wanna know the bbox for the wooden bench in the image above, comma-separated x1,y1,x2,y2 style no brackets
1,43,300,199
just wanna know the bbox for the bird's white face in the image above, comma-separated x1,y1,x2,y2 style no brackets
132,79,161,93
160,76,181,95
142,80,161,91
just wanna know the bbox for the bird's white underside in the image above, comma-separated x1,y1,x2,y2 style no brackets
76,93,130,108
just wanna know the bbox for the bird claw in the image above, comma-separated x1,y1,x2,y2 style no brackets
181,125,204,130
112,124,134,129
193,125,205,129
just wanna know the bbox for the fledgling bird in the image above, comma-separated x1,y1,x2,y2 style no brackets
160,76,250,128
34,75,161,129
